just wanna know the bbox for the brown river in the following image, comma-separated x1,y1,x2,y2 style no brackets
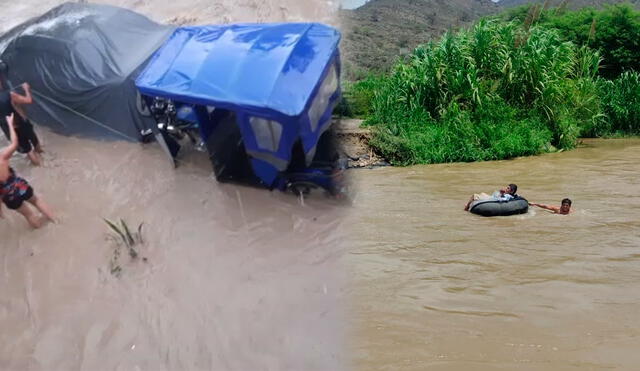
347,139,640,371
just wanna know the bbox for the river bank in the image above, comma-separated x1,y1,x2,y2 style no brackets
333,118,388,168
334,117,639,169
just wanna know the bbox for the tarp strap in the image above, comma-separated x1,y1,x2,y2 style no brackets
29,88,216,175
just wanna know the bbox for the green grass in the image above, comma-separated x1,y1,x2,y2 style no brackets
334,74,385,118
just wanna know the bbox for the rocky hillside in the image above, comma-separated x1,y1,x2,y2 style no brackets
338,0,639,79
339,0,499,79
498,0,639,9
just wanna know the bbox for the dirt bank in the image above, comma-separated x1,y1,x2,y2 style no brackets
333,118,387,168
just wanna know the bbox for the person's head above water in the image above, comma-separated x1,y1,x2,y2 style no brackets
560,198,572,214
507,184,518,195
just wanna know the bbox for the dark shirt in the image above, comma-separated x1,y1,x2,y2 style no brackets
0,90,12,115
0,90,12,139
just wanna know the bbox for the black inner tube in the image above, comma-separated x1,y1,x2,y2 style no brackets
469,197,529,217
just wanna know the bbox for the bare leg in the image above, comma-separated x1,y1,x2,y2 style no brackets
27,151,42,166
464,195,474,211
465,193,489,211
27,194,55,223
32,135,44,153
15,203,42,229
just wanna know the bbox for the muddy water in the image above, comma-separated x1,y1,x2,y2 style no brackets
347,139,640,370
0,129,348,370
1,1,347,370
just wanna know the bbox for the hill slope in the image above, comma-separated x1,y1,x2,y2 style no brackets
498,0,640,9
340,0,499,78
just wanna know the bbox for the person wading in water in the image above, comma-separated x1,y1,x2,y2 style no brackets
0,60,43,166
0,114,55,228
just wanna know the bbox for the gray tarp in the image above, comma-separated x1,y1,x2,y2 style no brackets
0,2,174,141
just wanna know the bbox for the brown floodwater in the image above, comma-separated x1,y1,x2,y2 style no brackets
1,1,347,370
0,129,349,370
347,139,640,371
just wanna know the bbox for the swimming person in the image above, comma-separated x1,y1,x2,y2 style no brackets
0,114,55,228
529,198,572,215
464,184,518,211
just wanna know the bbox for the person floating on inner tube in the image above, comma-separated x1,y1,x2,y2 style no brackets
464,183,518,211
529,198,572,215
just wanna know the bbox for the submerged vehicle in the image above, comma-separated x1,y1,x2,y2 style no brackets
0,3,171,141
0,3,345,196
135,23,344,195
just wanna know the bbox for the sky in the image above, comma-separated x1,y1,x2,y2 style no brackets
340,0,369,9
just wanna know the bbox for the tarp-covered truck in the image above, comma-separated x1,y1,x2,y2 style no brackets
0,2,344,195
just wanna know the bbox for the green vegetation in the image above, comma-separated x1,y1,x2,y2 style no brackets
335,74,384,118
337,4,640,166
104,218,144,253
104,218,147,276
596,70,640,135
364,20,601,164
500,3,640,78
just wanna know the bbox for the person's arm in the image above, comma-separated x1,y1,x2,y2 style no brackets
529,203,560,212
10,82,33,105
1,114,18,160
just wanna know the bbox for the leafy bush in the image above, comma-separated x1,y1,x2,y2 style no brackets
501,3,640,78
334,74,385,118
595,70,640,135
365,20,601,165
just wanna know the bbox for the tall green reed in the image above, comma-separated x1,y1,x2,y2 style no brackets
366,20,604,165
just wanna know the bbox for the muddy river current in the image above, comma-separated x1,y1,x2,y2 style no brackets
347,139,640,370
